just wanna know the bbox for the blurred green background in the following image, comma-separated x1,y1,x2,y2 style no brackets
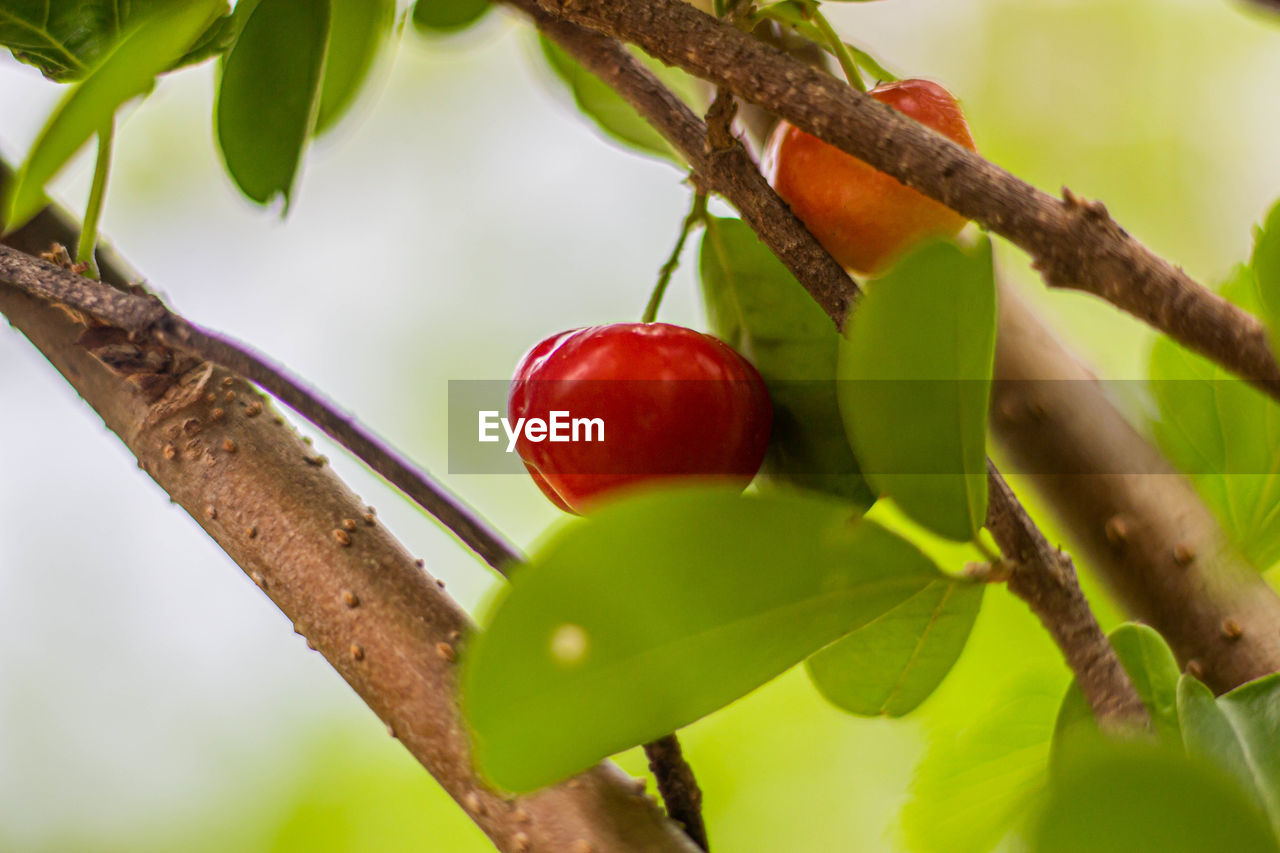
1,0,1278,849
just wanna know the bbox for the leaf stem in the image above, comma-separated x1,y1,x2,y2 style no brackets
975,536,1002,564
810,10,865,93
77,116,115,279
642,190,707,323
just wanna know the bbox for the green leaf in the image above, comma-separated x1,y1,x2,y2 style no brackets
805,577,981,716
1149,265,1280,572
753,3,896,81
902,674,1058,853
3,1,227,231
0,2,232,81
1053,623,1182,753
215,0,331,207
173,12,237,71
463,486,954,792
1030,740,1277,853
412,0,492,33
836,238,996,541
538,34,693,165
1179,672,1280,834
1253,199,1280,358
314,0,395,135
700,216,874,507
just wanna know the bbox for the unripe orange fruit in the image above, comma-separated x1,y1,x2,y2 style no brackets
763,78,977,276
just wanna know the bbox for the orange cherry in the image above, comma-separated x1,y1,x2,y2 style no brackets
764,78,977,276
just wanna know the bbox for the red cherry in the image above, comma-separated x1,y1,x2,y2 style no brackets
763,78,977,276
509,323,772,513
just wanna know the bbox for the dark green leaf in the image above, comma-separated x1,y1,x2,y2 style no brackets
1150,265,1280,572
1254,199,1280,358
538,34,692,165
463,486,951,792
1179,672,1280,833
215,0,331,206
1053,623,1181,753
1030,740,1277,853
805,577,982,716
412,0,491,33
0,1,231,80
3,1,227,231
836,238,996,541
315,0,395,135
700,216,874,507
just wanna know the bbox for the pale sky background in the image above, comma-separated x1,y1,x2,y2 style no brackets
2,1,1279,850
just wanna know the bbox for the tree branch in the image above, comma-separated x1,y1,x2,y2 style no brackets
530,0,1280,403
0,239,521,575
0,176,702,853
993,282,1280,692
516,6,1147,726
984,463,1147,723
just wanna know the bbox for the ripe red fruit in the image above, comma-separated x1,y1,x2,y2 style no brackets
763,78,977,276
509,323,772,513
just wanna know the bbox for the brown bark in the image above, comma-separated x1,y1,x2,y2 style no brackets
531,0,1280,402
993,283,1280,692
1,184,700,853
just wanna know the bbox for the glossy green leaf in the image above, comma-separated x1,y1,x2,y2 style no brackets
538,34,693,165
1179,672,1280,833
3,1,226,231
1150,265,1280,572
463,486,951,792
805,577,981,716
215,0,331,206
412,0,491,33
902,675,1058,853
1053,623,1182,754
700,216,874,507
0,1,230,81
1253,200,1280,358
314,0,394,135
836,238,996,541
1030,740,1277,853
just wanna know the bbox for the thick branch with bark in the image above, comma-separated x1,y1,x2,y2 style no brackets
516,6,1146,726
993,283,1280,692
0,183,702,853
531,0,1280,402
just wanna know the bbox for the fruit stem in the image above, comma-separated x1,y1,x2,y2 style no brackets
77,115,115,280
810,10,866,93
642,191,708,323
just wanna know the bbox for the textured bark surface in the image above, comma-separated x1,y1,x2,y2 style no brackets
993,283,1280,692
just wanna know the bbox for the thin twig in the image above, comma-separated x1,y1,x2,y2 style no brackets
985,463,1148,727
642,191,707,323
517,5,1148,725
645,735,709,850
531,0,1280,402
